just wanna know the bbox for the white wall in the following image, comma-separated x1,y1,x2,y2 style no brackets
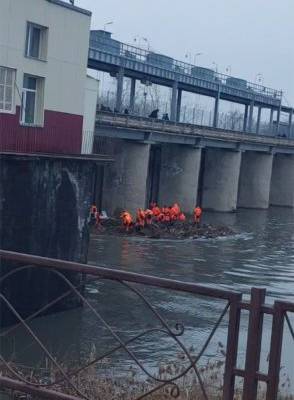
0,0,91,116
81,75,99,154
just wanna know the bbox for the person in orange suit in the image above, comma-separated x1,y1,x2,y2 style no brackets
120,211,133,232
178,212,186,222
173,203,181,217
144,209,153,225
170,206,178,222
152,204,161,218
156,212,165,223
136,208,146,229
194,206,202,225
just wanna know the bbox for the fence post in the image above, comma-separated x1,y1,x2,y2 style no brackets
223,293,242,400
242,288,266,400
266,302,285,400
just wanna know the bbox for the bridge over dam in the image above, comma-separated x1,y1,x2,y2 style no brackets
88,30,294,135
95,112,294,213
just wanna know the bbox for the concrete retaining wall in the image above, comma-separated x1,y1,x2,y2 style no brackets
0,153,96,326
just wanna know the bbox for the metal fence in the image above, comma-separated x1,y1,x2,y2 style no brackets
89,36,282,101
0,249,293,400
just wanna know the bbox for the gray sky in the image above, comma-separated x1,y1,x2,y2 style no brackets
76,0,294,106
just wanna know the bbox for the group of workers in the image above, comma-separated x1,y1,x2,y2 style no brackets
120,203,203,232
90,203,203,232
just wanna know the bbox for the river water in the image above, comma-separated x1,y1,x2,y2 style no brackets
2,207,294,393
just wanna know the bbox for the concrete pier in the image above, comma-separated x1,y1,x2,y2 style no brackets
102,140,150,215
238,151,273,209
129,78,136,113
115,67,124,112
270,154,294,207
170,81,178,121
158,144,202,213
213,90,220,128
202,149,241,212
248,101,254,133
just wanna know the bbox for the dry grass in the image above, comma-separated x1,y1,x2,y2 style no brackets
2,356,293,400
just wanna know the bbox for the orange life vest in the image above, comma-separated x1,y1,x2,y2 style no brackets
136,209,145,227
194,207,202,219
179,213,186,222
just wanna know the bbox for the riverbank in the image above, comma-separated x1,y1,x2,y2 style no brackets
91,218,234,240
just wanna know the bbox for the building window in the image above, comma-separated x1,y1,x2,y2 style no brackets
0,66,15,113
21,74,45,126
25,22,48,61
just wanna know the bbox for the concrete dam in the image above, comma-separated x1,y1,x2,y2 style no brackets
95,112,294,214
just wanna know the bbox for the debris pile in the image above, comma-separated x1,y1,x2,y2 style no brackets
93,218,234,240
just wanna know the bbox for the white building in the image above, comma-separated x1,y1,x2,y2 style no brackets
0,0,97,154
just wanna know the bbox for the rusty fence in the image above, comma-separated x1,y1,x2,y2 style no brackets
0,250,293,400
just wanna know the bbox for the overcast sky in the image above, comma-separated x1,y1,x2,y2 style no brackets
76,0,294,106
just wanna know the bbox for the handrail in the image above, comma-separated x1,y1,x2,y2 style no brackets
0,250,240,301
88,39,282,100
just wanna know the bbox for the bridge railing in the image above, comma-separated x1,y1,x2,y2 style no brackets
0,250,293,400
89,37,282,100
96,111,294,148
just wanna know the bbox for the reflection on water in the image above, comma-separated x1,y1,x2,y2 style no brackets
2,207,294,390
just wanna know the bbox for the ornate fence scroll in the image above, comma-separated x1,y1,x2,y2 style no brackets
0,250,293,400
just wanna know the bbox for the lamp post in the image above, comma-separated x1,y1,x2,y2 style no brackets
212,62,218,73
134,36,150,50
194,52,203,65
103,21,113,31
255,73,263,85
142,37,150,51
226,65,232,75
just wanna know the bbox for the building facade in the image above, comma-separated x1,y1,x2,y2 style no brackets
0,0,92,154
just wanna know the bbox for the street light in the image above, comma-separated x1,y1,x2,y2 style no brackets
255,73,263,85
194,52,203,65
212,62,218,73
134,36,150,50
185,53,191,63
226,65,232,75
103,21,113,31
142,37,151,51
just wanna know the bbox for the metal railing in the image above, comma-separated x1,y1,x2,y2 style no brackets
0,249,293,400
96,111,294,148
89,36,282,101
